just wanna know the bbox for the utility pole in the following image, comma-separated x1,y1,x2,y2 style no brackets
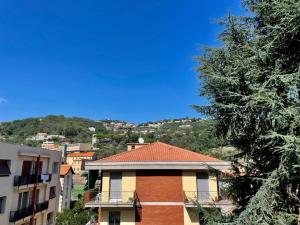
30,155,40,225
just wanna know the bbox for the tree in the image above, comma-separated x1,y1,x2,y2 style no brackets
195,0,300,224
56,199,96,225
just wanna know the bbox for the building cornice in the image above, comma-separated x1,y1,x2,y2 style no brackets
85,161,231,171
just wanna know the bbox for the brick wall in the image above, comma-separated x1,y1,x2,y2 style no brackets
136,170,183,202
135,205,184,225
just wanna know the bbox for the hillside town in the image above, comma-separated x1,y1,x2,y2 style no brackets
1,0,300,224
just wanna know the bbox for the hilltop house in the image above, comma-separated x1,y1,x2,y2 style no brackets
84,141,233,225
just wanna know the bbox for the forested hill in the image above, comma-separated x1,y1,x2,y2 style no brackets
0,115,107,144
0,115,233,159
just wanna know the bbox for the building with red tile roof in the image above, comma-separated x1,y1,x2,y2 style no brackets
67,152,96,174
84,141,234,225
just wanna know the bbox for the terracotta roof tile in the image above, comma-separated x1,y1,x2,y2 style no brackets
97,142,222,162
67,152,96,157
60,165,74,176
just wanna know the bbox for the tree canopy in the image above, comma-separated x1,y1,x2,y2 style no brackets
196,0,300,224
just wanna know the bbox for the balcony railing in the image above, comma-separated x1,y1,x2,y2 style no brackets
184,191,232,206
9,201,49,222
36,201,49,213
84,191,136,208
14,174,52,187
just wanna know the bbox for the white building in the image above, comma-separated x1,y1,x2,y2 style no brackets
59,165,74,212
0,142,61,225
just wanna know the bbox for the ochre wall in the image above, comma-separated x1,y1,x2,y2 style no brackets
182,171,197,200
100,209,108,225
136,205,184,225
184,207,199,225
120,209,135,225
208,171,218,201
136,170,183,202
100,209,135,225
102,171,110,202
122,171,136,202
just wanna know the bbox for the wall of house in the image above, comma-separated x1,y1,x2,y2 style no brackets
182,171,197,200
184,207,199,225
208,171,218,200
0,143,61,225
136,205,184,225
100,209,135,225
59,171,73,211
136,170,183,202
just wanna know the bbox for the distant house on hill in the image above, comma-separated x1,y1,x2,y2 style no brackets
26,132,65,141
66,152,96,174
84,141,234,225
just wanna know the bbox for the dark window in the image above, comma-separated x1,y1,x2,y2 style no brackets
52,162,59,174
22,161,31,176
0,196,6,213
49,186,56,199
0,160,10,176
47,212,54,225
109,211,120,225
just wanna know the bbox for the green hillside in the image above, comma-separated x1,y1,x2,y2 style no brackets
0,115,233,159
0,115,106,146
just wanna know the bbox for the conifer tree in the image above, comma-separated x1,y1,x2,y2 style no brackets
196,0,300,224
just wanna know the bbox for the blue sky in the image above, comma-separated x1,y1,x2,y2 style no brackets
0,0,245,123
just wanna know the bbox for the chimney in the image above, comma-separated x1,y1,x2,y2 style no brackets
127,143,149,151
127,137,149,151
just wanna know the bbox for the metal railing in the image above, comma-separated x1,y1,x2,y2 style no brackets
184,191,222,204
36,201,49,213
9,201,49,222
13,174,52,187
84,191,136,206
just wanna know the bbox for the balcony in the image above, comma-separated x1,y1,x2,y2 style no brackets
14,174,52,187
184,191,233,207
36,201,49,213
84,191,137,208
9,201,49,222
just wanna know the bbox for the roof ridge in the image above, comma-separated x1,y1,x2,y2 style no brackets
97,141,221,162
97,142,160,161
155,141,218,159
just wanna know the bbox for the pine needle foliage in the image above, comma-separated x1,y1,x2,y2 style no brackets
195,0,300,224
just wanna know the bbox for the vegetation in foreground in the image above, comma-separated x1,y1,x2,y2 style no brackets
56,199,97,225
196,0,300,223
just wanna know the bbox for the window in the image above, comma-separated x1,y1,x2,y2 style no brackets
0,160,11,177
49,186,56,199
0,196,6,214
52,162,59,174
47,212,54,225
109,211,120,225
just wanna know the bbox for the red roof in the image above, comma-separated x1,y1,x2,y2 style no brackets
68,152,96,157
97,142,221,162
60,165,74,176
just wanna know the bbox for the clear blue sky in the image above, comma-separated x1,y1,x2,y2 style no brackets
0,0,245,123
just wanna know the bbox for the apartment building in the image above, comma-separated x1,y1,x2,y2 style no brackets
66,152,96,174
84,141,233,225
0,142,61,225
59,165,74,212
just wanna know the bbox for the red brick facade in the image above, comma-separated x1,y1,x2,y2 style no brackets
136,170,183,202
134,170,184,224
135,205,184,225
